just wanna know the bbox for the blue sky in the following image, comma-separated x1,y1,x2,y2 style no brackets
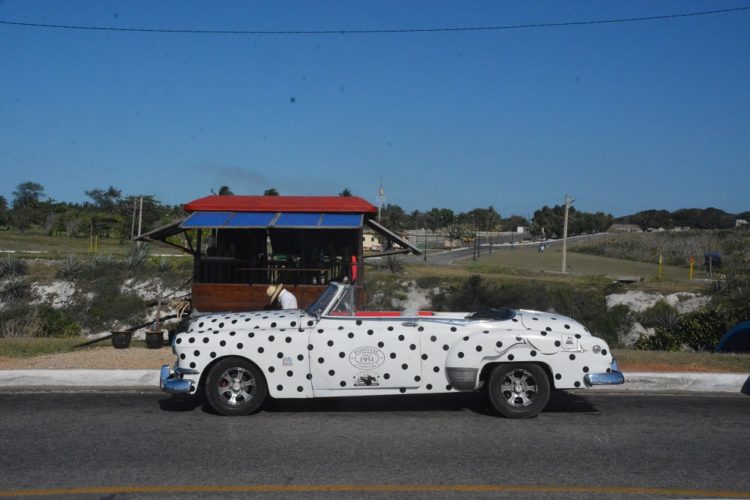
1,1,748,217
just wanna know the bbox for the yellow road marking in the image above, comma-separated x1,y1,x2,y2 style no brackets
0,484,749,498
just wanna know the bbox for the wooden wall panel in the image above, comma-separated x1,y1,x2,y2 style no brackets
192,283,325,312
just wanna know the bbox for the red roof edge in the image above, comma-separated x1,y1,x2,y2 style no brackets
183,195,378,214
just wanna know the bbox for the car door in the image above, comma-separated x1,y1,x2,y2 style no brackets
309,315,423,391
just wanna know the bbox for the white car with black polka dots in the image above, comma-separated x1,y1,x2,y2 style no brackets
160,282,624,418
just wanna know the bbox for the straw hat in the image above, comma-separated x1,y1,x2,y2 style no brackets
266,284,284,304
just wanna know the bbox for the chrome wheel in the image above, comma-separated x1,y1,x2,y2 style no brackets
499,368,539,408
217,367,256,406
205,358,267,416
488,363,550,418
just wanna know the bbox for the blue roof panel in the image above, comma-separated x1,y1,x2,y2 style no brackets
321,214,362,227
181,212,233,228
227,212,277,227
274,213,322,227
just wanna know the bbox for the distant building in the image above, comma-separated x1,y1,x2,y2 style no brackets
736,219,748,227
362,230,382,251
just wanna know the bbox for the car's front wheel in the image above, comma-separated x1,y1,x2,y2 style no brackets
488,363,550,418
205,357,267,416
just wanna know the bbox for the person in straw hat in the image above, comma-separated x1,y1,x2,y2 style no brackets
266,284,298,310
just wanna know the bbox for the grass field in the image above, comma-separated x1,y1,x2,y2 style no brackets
0,230,185,259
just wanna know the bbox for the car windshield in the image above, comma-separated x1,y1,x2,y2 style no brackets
305,283,339,317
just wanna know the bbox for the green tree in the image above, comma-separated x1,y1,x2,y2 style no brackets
263,188,279,196
218,185,233,196
11,181,45,230
0,196,8,227
85,186,122,213
339,188,352,197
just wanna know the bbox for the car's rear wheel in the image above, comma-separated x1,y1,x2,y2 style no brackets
488,363,550,418
205,358,267,416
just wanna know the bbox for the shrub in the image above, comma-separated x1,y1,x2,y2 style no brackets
638,300,679,330
0,276,30,302
383,255,404,274
0,305,80,338
58,254,81,280
0,256,27,279
124,243,149,272
635,307,730,352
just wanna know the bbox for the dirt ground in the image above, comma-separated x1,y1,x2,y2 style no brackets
0,347,174,370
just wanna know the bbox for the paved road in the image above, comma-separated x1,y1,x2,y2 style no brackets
0,390,748,499
404,233,610,266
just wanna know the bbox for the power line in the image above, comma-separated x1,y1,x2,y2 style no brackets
1,6,748,35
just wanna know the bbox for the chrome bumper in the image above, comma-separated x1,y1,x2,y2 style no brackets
584,360,625,387
159,364,197,394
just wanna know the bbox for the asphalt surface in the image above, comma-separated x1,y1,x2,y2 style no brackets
0,390,748,499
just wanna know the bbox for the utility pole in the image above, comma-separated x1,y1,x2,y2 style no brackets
137,196,144,237
561,194,574,273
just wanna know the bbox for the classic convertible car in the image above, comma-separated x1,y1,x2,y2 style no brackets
161,282,623,418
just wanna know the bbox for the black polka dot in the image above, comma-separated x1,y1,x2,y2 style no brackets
450,327,457,332
417,326,424,332
564,324,570,329
283,337,290,343
188,337,195,344
271,322,277,328
340,381,347,387
387,326,394,331
202,338,209,344
378,341,384,348
555,374,562,380
306,373,312,380
574,381,581,388
409,344,416,350
398,335,405,341
476,346,482,352
219,340,226,347
277,352,284,359
583,366,589,373
268,366,275,373
383,373,390,379
442,344,449,351
291,321,297,327
193,350,200,356
433,366,440,373
328,369,335,376
297,354,304,361
179,354,186,360
307,321,314,326
367,329,374,335
268,335,275,342
317,329,324,333
414,375,421,382
258,347,264,353
277,385,283,391
198,322,204,328
602,349,608,356
421,354,428,360
530,350,537,357
229,331,236,336
348,332,354,339
189,362,196,369
237,343,243,349
508,354,515,360
297,386,303,392
307,344,313,351
210,352,216,358
327,340,334,347
338,326,344,330
356,320,363,326
463,336,469,341
426,384,433,390
176,338,182,344
401,363,408,370
318,357,324,363
389,352,396,359
430,336,437,342
446,385,452,390
458,352,464,358
496,341,503,348
569,354,576,360
339,352,345,358
541,331,547,336
554,341,561,347
287,370,293,377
